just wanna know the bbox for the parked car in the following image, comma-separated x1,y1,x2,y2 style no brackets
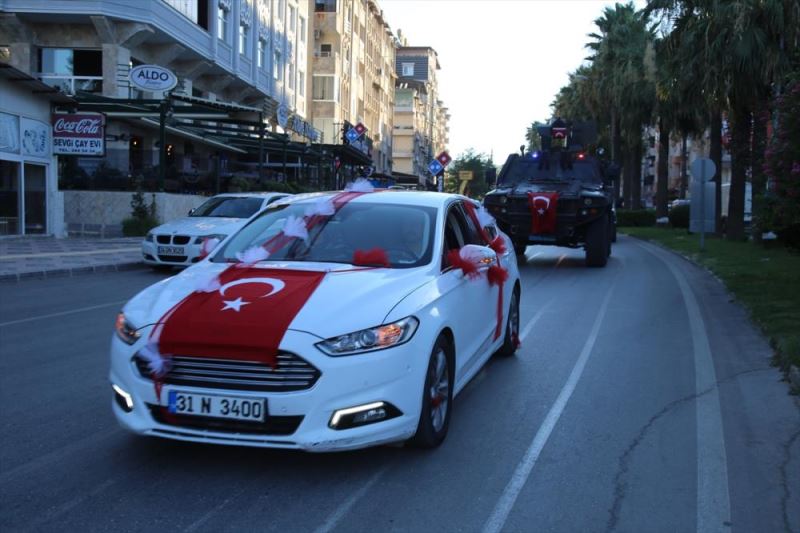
112,191,521,451
141,192,290,268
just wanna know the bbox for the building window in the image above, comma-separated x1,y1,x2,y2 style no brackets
239,23,248,56
299,16,306,41
314,0,336,12
217,6,229,41
298,70,305,97
273,51,282,81
278,0,285,21
402,62,414,77
319,43,332,57
288,63,295,90
38,48,102,94
288,4,296,32
257,39,266,68
312,75,336,101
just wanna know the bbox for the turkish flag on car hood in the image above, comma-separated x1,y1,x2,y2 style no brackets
156,267,326,367
528,191,559,235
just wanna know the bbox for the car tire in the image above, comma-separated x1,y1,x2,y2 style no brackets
514,243,527,256
409,335,454,449
585,216,609,267
498,287,520,357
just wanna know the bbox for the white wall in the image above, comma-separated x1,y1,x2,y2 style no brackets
63,190,207,236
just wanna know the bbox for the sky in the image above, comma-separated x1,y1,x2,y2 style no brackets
380,0,645,163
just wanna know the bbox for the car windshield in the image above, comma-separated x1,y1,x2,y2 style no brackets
191,197,264,218
213,201,437,268
498,156,601,186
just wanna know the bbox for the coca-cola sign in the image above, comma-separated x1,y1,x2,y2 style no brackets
52,112,105,156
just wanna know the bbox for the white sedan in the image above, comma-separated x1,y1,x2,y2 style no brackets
112,189,520,451
142,192,290,268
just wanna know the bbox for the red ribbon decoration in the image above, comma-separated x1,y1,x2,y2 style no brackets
459,201,510,341
353,247,390,267
446,248,481,279
527,191,559,234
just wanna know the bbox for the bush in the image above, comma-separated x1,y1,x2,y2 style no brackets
124,182,159,236
616,209,656,227
762,81,800,248
669,204,690,228
122,215,159,236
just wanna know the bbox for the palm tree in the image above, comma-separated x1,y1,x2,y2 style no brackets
587,3,656,209
647,0,798,239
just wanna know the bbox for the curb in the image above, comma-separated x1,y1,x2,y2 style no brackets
624,232,800,389
0,261,146,283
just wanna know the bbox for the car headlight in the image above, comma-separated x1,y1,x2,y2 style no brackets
315,317,419,356
115,312,141,345
145,233,154,242
195,234,227,244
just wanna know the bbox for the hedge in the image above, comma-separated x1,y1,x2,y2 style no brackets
616,209,657,227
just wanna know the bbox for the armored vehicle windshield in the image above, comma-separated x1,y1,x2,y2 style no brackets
497,155,602,187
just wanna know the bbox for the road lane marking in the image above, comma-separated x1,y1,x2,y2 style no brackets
482,284,615,533
313,466,389,533
636,241,731,532
0,300,127,327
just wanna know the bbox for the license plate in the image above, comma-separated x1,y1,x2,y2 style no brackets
167,390,267,422
157,246,185,255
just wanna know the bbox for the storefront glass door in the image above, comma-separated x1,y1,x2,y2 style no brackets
24,163,47,234
0,160,20,235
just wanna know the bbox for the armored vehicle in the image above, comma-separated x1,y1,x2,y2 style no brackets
483,119,618,267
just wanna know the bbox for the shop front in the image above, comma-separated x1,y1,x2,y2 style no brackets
0,63,73,236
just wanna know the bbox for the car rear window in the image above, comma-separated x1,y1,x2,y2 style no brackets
191,197,264,218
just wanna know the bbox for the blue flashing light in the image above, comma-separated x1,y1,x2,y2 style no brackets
531,151,540,159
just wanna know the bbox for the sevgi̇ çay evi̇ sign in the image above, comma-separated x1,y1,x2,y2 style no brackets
52,113,105,156
129,64,178,92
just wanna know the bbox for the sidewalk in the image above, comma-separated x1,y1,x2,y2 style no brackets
0,237,144,282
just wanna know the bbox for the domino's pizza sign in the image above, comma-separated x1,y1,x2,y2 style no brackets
129,65,178,92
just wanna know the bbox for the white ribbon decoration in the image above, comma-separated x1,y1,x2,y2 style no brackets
282,215,309,242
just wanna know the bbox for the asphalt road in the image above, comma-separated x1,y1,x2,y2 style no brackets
1,235,799,533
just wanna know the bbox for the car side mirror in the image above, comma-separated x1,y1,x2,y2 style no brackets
464,244,497,270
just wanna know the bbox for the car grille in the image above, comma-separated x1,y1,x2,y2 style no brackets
133,353,321,392
155,234,191,245
158,255,188,263
147,405,303,435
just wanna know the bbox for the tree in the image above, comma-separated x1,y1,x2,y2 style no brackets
587,2,656,209
445,149,495,199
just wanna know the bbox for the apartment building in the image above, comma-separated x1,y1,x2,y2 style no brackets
392,41,449,187
310,0,396,178
0,0,318,195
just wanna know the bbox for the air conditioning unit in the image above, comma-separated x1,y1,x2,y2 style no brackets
314,30,322,39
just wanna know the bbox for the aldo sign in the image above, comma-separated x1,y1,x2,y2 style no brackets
129,65,178,92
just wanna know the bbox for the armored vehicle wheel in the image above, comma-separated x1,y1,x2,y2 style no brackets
585,216,609,267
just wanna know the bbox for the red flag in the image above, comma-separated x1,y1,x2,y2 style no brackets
157,268,326,367
528,192,559,234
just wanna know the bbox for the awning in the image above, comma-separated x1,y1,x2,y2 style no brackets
0,62,77,104
320,143,372,166
138,117,247,154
